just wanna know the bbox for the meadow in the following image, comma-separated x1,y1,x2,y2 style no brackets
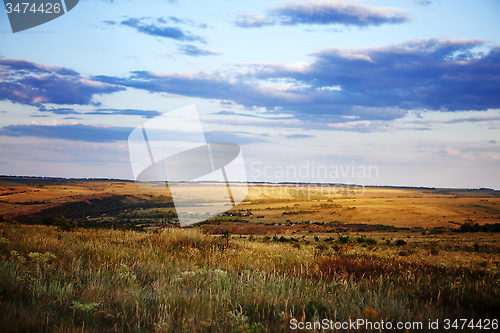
0,177,499,332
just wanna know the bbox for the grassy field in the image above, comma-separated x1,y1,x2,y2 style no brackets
0,177,499,332
1,178,499,228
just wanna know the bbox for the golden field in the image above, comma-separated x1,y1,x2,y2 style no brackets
1,178,499,228
0,177,499,332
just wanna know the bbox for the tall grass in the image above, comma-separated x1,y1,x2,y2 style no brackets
0,223,498,332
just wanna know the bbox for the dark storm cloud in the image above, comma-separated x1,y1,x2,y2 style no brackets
234,0,411,28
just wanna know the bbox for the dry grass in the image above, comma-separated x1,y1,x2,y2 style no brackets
2,180,499,228
1,222,499,332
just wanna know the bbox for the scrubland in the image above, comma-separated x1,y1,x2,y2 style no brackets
1,222,499,332
1,178,499,332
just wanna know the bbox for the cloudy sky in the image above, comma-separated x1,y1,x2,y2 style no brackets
1,0,499,189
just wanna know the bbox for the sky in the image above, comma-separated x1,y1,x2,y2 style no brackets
0,0,499,189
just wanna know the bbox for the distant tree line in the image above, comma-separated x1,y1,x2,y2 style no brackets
458,222,500,233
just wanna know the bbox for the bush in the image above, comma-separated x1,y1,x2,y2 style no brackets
394,240,407,246
356,236,365,244
356,236,377,245
338,235,351,244
315,257,397,279
279,236,289,243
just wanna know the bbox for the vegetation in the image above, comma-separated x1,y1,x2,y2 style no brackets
1,222,499,332
1,178,499,332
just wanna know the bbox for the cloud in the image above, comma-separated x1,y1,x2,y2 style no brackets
234,14,275,28
0,123,133,142
213,110,292,120
414,0,432,6
234,0,411,28
38,105,80,115
327,120,400,132
487,140,497,144
285,134,314,138
84,108,162,118
213,110,261,118
443,147,475,160
214,110,237,115
93,38,500,122
411,115,500,125
203,130,271,145
119,18,206,43
33,106,163,118
0,120,272,146
177,44,224,57
0,58,125,106
164,16,218,29
0,58,79,76
444,147,461,156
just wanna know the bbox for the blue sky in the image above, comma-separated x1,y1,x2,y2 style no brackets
1,0,499,188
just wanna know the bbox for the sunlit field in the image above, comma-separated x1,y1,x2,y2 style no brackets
0,177,499,332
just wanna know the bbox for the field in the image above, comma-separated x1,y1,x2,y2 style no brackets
0,177,499,332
